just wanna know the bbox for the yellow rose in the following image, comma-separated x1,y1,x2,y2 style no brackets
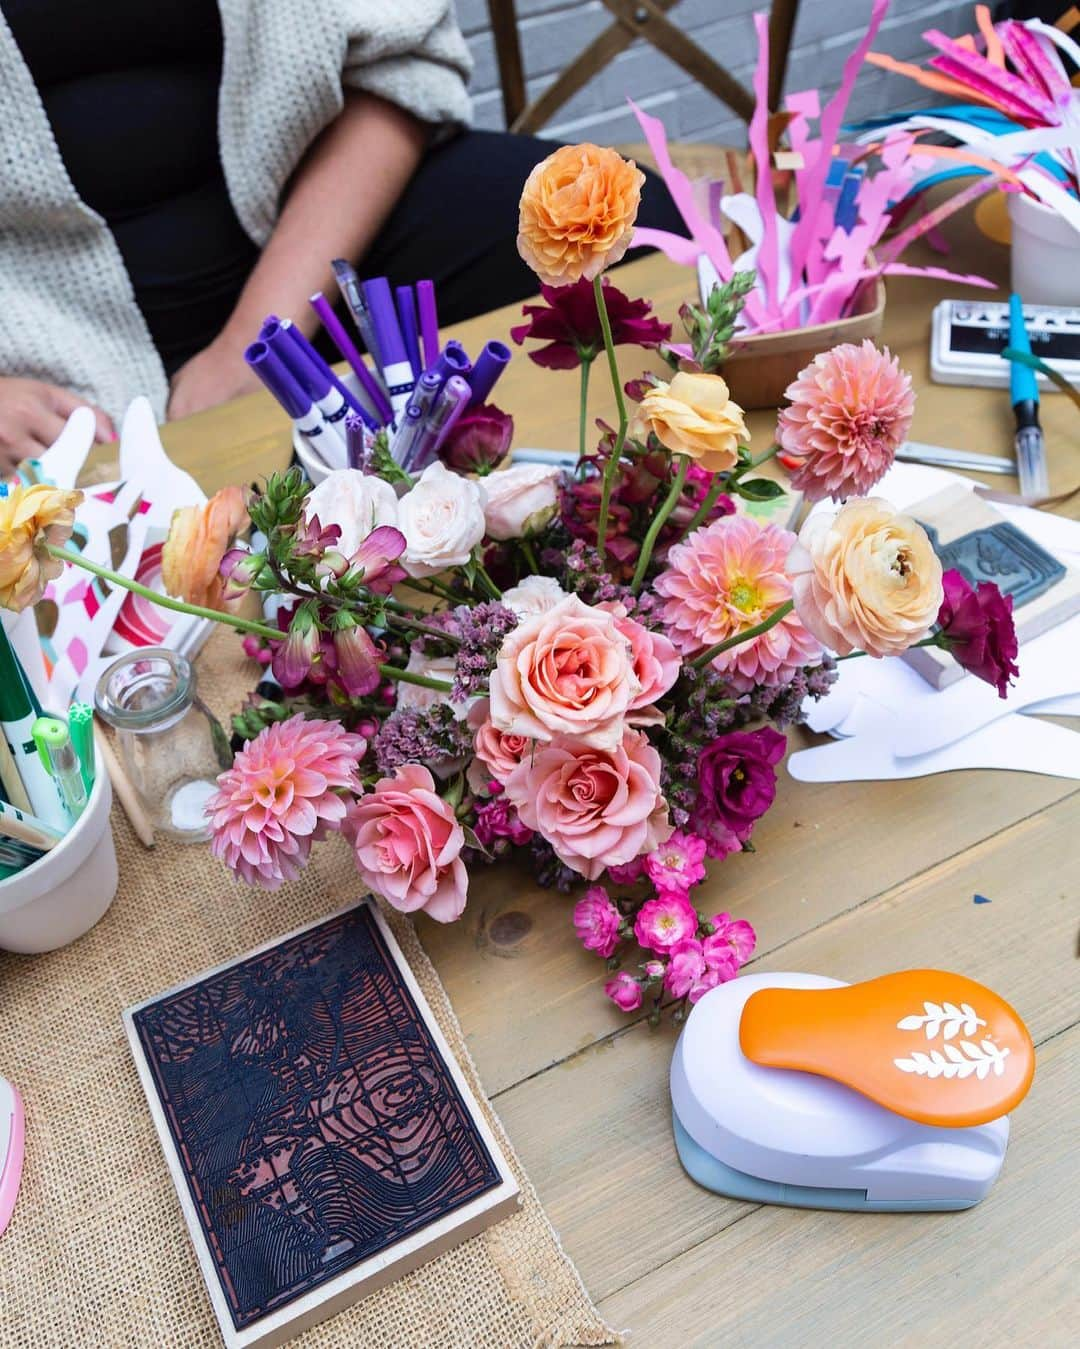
786,497,943,658
517,143,644,287
630,372,749,473
161,485,249,610
0,482,83,612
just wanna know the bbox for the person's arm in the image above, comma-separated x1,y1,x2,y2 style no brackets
0,377,115,472
167,92,427,420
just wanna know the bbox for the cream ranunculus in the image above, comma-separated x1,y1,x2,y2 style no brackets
304,469,398,559
397,461,486,578
786,497,944,658
630,372,749,473
0,483,83,612
483,462,561,541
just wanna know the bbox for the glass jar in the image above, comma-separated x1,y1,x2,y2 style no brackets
94,648,232,842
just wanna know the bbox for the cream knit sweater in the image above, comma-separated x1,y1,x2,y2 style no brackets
0,0,473,420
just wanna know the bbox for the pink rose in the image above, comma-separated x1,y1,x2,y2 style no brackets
664,938,706,999
634,892,698,953
467,697,532,786
573,886,622,958
482,462,562,540
704,912,756,967
343,764,467,923
599,603,681,725
643,830,707,898
503,727,671,880
489,593,641,751
605,971,643,1012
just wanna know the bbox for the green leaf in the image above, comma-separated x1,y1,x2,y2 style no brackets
734,477,786,501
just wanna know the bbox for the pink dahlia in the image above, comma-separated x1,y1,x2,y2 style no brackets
208,714,365,890
643,830,707,898
655,515,821,690
573,886,622,958
634,892,698,953
777,340,914,503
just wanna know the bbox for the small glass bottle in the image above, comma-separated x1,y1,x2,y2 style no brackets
95,648,232,842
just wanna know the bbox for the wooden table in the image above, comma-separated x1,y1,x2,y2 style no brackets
160,222,1079,1345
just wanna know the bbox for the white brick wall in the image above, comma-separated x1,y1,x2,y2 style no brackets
454,0,968,146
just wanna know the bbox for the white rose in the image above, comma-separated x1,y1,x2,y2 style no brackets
398,461,487,578
395,650,459,713
482,463,562,541
304,469,398,559
501,574,568,618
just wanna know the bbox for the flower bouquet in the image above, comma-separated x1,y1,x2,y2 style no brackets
1,144,1018,1023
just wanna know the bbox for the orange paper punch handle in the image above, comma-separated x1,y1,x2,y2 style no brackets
739,970,1035,1128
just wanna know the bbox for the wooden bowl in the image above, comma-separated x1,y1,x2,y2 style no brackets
721,279,886,411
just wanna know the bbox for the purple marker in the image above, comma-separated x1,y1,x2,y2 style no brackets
245,341,338,469
467,340,511,406
431,343,472,387
395,284,422,378
278,318,373,430
262,324,351,466
362,276,416,421
407,374,471,472
308,292,389,427
416,279,439,370
345,412,372,471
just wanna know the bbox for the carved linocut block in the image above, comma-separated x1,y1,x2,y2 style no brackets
125,901,518,1349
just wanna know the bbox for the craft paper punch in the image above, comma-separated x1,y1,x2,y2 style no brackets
1,1073,25,1237
671,970,1034,1212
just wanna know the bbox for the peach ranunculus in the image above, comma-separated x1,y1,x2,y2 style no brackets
343,763,468,923
517,143,645,287
503,728,672,880
467,698,533,790
489,593,640,751
630,372,749,474
0,483,83,612
599,603,681,724
162,485,249,610
786,497,944,658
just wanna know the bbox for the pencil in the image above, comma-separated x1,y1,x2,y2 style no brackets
93,721,155,849
0,729,32,813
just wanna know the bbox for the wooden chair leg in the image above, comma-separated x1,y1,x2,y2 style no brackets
767,0,801,111
487,0,528,131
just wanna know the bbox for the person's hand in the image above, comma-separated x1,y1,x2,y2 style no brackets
0,376,115,474
168,338,261,420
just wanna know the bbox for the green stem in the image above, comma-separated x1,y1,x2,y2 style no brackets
630,454,689,593
748,442,780,469
593,275,629,562
383,611,461,647
691,599,794,670
48,544,453,692
675,474,727,541
579,357,592,463
474,562,502,600
836,633,941,662
520,537,540,574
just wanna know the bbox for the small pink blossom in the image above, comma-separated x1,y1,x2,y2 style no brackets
644,830,707,897
634,892,698,953
473,795,532,850
573,886,622,958
606,857,646,885
704,912,757,968
664,938,706,999
604,971,643,1012
642,959,665,981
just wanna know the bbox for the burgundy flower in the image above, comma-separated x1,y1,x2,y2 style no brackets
350,524,407,595
332,614,382,697
439,404,514,474
272,605,322,689
511,277,671,370
689,726,786,860
935,569,1019,699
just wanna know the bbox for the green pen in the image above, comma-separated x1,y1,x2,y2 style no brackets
31,716,87,821
0,628,70,830
68,702,96,793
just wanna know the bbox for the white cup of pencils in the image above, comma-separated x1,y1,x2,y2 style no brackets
0,634,119,953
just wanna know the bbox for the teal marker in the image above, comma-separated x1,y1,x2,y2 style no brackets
0,628,71,831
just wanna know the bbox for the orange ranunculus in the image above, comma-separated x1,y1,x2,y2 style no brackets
0,482,83,612
517,143,645,287
161,485,249,610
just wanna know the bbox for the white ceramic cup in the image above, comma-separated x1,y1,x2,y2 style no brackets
0,769,118,954
1009,192,1080,306
293,372,370,486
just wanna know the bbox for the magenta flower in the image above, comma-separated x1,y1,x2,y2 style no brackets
689,727,786,860
350,524,407,595
474,795,532,850
606,856,646,885
208,714,366,889
219,547,264,608
935,569,1019,699
439,404,514,475
642,959,665,981
634,892,698,953
644,830,707,897
664,938,706,999
272,606,321,689
331,615,382,697
604,970,644,1012
703,912,756,968
511,276,671,370
573,886,622,958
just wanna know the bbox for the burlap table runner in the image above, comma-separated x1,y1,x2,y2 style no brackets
0,631,619,1348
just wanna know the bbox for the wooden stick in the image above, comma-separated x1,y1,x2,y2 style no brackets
93,722,155,849
0,731,33,813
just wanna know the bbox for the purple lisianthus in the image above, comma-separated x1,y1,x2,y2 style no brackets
511,277,671,370
935,569,1019,699
689,726,786,859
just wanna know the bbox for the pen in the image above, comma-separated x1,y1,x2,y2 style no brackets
407,374,471,472
0,629,70,830
68,702,96,793
0,727,32,812
416,279,440,369
395,284,422,378
1007,293,1049,499
32,716,87,820
331,259,386,382
306,294,387,427
0,798,64,852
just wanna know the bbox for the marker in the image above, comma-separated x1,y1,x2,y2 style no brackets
0,799,64,852
32,717,87,820
407,375,471,472
430,343,472,388
362,276,416,421
0,629,70,830
68,702,96,793
416,279,440,370
468,340,511,406
265,322,352,467
395,284,422,378
332,259,386,380
1007,293,1049,499
306,293,386,427
390,404,424,467
244,341,340,470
